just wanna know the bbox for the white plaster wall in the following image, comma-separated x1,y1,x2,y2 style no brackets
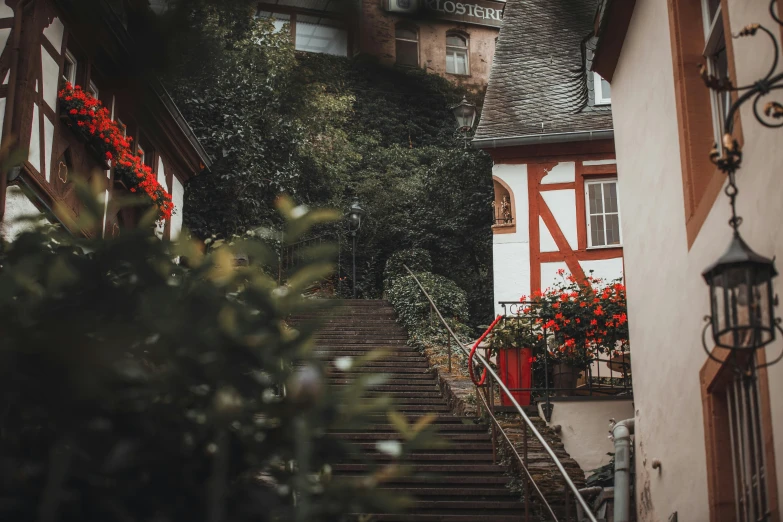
170,176,184,240
42,17,64,50
492,163,530,315
611,0,783,520
541,189,577,249
539,399,635,475
28,104,41,175
155,158,167,240
540,261,569,291
0,97,6,137
43,116,53,181
41,47,60,112
0,28,11,59
539,216,557,252
0,1,12,19
2,186,44,241
541,161,575,184
579,258,624,284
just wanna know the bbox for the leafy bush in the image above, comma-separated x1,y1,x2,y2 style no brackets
0,184,437,522
386,271,474,353
383,248,432,287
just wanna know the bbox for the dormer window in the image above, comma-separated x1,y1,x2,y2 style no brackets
594,73,611,105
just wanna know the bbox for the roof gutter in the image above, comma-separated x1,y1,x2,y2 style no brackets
471,129,614,149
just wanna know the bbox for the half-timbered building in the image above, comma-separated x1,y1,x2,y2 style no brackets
0,0,211,241
473,0,621,313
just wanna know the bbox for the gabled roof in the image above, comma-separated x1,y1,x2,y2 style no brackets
473,0,613,148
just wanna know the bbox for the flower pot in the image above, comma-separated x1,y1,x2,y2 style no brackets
552,362,582,396
497,347,532,407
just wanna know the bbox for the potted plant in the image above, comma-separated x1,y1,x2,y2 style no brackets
529,270,629,396
488,317,541,406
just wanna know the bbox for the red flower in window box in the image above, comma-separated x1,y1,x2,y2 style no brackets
58,83,173,221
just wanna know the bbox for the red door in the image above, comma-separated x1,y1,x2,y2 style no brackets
497,348,532,407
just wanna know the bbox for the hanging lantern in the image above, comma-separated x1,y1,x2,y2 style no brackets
702,233,777,352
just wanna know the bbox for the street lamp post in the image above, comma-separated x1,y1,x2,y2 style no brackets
450,96,478,148
346,199,366,299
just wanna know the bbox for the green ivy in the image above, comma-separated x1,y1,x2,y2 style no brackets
383,248,432,288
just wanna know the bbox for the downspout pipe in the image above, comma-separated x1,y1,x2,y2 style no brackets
612,418,635,522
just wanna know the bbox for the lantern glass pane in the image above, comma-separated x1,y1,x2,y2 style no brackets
712,276,728,339
754,278,773,345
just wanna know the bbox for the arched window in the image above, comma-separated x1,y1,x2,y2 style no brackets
446,33,469,75
395,25,418,67
492,177,515,233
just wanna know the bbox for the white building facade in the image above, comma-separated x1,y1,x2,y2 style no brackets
593,0,783,519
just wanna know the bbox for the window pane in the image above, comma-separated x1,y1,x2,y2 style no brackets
603,182,618,213
396,28,416,40
588,183,603,214
446,52,455,74
600,78,611,99
704,0,720,25
446,35,466,47
457,51,467,74
396,40,418,67
590,215,605,246
605,214,621,245
295,22,348,56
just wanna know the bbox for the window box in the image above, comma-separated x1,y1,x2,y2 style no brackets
58,113,111,170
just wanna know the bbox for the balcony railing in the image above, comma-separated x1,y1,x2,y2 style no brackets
403,265,600,522
497,301,632,417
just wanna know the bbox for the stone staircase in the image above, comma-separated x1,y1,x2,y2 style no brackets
311,299,535,521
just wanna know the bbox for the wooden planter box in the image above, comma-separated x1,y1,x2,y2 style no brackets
59,114,111,170
497,347,532,407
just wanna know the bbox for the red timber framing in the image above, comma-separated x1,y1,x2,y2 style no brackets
488,140,623,294
0,0,209,240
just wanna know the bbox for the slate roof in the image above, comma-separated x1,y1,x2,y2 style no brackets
474,0,613,144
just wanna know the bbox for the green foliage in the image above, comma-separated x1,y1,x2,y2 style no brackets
0,182,438,522
383,248,432,287
385,271,473,351
167,20,494,325
585,453,616,488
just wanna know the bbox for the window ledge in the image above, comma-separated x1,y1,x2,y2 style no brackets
446,72,472,78
586,244,622,250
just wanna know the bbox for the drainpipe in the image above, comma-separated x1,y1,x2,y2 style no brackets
611,418,635,522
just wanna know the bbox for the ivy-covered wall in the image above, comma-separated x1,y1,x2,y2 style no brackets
167,13,494,324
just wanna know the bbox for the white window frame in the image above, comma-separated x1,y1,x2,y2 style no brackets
88,80,99,100
593,73,611,105
445,34,469,76
701,0,730,152
585,178,622,249
63,50,77,85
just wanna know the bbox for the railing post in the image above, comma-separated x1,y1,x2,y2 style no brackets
564,485,570,522
447,336,452,373
524,421,530,522
489,384,497,464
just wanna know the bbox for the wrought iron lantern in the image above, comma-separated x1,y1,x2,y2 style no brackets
346,199,365,234
345,199,365,299
702,233,777,353
699,1,783,369
450,96,477,147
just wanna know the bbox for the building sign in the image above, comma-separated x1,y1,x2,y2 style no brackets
422,0,504,28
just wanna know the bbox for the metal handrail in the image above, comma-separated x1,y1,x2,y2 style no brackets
402,265,598,522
